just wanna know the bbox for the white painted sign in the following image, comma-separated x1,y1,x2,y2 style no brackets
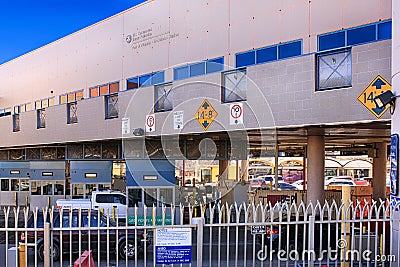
155,228,192,264
121,118,130,135
146,114,155,132
173,111,184,130
230,103,243,125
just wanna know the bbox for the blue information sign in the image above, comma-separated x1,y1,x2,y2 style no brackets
390,134,399,196
155,228,192,265
156,245,192,264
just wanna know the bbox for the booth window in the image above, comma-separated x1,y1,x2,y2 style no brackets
128,188,142,207
67,102,78,124
155,83,173,112
1,179,9,191
31,181,41,195
13,114,20,132
317,48,352,91
37,109,46,128
144,188,158,207
105,94,118,119
222,69,247,103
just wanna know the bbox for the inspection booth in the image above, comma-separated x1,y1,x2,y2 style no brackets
29,161,66,208
70,161,112,198
126,159,176,225
0,161,30,206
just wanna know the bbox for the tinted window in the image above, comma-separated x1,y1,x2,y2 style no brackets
174,66,190,80
96,194,112,203
190,62,206,77
236,51,255,68
278,41,302,59
378,21,392,40
347,24,376,46
318,31,346,51
152,71,165,85
206,57,224,73
257,46,277,64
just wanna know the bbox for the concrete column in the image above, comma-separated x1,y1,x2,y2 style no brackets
219,160,229,181
372,142,387,201
306,133,325,204
240,160,248,181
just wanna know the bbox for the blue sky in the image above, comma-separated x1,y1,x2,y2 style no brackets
0,0,146,64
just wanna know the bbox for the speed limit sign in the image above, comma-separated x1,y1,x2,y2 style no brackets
229,103,243,125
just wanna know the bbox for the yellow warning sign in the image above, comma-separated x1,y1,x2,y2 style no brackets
195,99,218,131
357,75,392,119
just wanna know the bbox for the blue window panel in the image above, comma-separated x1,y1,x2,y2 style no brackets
347,24,376,46
236,51,255,68
378,21,392,40
206,57,224,74
278,41,302,59
190,62,206,77
139,74,152,87
318,31,345,51
256,46,277,64
152,71,165,85
127,77,139,90
174,66,190,80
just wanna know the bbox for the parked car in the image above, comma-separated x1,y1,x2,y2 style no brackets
20,210,152,261
258,175,284,183
276,182,298,190
249,178,268,190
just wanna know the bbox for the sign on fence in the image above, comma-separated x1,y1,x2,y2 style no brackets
127,215,172,226
155,228,192,264
251,225,266,234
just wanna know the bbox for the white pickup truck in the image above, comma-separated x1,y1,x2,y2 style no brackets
56,190,128,217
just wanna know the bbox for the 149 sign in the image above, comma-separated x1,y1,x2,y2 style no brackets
195,99,218,131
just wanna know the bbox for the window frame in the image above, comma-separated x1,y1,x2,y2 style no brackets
316,48,352,91
13,114,20,132
221,68,247,103
105,93,119,119
154,82,173,112
67,102,78,124
37,108,46,129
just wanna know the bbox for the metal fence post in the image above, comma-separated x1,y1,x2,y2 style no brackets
308,215,315,266
44,222,50,267
193,217,204,267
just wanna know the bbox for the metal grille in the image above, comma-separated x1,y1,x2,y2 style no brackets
155,83,173,112
1,199,396,266
223,69,247,102
317,49,352,90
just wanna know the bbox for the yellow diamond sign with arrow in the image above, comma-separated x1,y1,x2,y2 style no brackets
357,75,392,119
195,99,218,131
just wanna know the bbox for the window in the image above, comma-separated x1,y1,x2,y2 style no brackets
235,41,302,68
67,102,78,124
173,57,225,80
13,114,20,132
317,48,352,91
0,107,11,117
60,90,84,104
174,66,190,80
127,72,165,89
155,83,173,112
278,40,302,59
37,109,46,128
318,20,392,52
105,94,118,119
13,103,32,114
236,51,256,68
1,179,9,191
347,24,376,46
35,98,54,110
222,69,247,103
89,82,119,98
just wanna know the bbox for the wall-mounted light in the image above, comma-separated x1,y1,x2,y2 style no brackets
42,172,53,176
10,170,20,175
85,173,97,178
133,128,145,136
374,90,397,114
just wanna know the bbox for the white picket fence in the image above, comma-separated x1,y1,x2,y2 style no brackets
0,199,397,266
